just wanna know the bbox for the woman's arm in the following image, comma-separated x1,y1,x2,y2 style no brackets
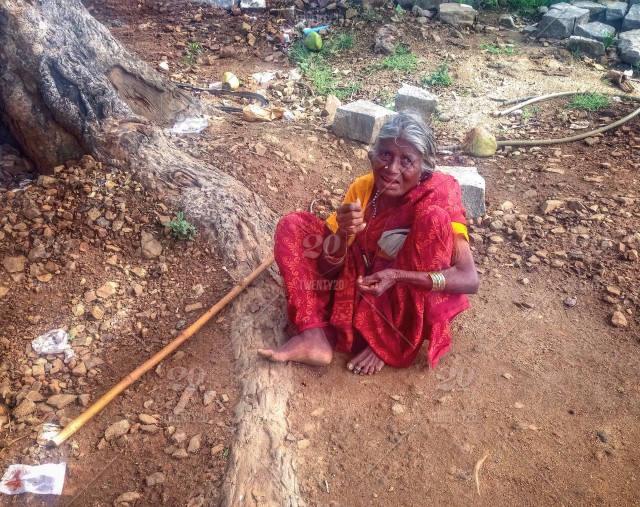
357,235,479,296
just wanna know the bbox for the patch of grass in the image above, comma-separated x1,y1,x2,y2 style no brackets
361,7,383,23
394,4,407,18
377,89,396,109
289,34,361,98
368,44,418,72
522,106,540,119
163,211,197,241
325,32,354,52
602,32,616,50
182,41,202,66
571,48,582,60
505,0,552,15
479,42,516,55
422,61,453,87
567,93,610,111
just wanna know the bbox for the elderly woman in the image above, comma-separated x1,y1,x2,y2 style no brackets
258,112,479,374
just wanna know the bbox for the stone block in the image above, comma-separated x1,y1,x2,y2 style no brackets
240,0,266,10
604,1,628,22
394,84,438,122
331,100,395,144
535,3,590,38
571,0,606,19
438,3,478,27
619,29,640,62
435,166,486,219
623,3,640,29
573,21,616,41
567,35,606,56
193,0,237,9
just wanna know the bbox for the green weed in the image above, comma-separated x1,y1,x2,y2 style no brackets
479,42,516,55
377,89,396,109
361,7,383,23
325,32,355,52
567,93,610,111
602,32,616,50
163,211,197,241
368,44,418,72
422,61,453,87
522,106,540,119
505,0,551,15
182,41,202,66
394,4,406,18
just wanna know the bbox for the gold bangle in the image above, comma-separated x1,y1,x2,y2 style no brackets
429,271,446,292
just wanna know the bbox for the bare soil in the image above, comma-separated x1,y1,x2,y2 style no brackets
1,0,639,505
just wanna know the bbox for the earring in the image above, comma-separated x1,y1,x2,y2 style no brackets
384,165,388,169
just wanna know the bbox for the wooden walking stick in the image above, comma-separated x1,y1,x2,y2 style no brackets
49,253,275,447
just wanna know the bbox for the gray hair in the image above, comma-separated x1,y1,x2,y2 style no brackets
371,110,437,175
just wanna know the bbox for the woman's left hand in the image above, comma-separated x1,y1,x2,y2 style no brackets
357,269,397,296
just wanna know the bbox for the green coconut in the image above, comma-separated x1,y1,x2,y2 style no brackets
462,127,498,157
305,32,323,52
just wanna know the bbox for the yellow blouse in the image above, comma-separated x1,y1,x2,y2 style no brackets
325,174,469,241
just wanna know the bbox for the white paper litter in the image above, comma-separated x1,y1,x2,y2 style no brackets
164,116,209,134
0,463,66,495
252,71,278,85
31,329,75,362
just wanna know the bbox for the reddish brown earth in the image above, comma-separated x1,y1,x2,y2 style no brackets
1,0,639,506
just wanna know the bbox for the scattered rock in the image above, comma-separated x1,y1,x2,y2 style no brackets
145,472,165,487
391,402,405,414
2,255,26,273
141,231,163,259
13,398,36,418
535,4,589,38
172,448,189,459
439,3,477,27
47,394,77,409
139,413,158,425
105,419,131,441
114,492,142,506
611,311,628,327
297,438,311,449
188,434,202,453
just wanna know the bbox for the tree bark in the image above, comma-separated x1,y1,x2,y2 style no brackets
0,1,298,505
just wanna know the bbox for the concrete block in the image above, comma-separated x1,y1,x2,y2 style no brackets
535,3,590,38
240,0,266,10
435,166,486,219
604,1,628,22
619,29,640,63
623,3,640,29
567,35,606,56
438,3,478,27
573,21,616,41
394,84,438,122
193,0,237,8
331,100,395,145
571,0,606,20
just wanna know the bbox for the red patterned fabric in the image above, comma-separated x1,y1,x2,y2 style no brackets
274,172,470,368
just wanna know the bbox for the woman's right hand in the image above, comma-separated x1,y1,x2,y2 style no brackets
336,198,366,235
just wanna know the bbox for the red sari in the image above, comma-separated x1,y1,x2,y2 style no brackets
274,172,470,368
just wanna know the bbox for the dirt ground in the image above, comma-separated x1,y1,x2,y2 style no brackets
1,0,639,505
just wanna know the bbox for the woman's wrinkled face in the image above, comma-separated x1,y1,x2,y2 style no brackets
369,137,423,199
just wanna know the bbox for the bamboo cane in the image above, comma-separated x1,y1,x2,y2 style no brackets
49,253,275,447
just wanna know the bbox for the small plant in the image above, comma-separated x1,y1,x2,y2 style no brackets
327,32,355,52
394,4,406,18
377,89,396,109
567,93,610,111
479,42,516,55
602,32,616,50
570,48,582,60
368,44,418,72
163,211,197,241
361,7,383,23
521,106,540,119
182,41,202,66
422,61,453,87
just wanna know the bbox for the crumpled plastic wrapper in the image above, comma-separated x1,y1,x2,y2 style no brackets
31,329,75,363
0,463,66,495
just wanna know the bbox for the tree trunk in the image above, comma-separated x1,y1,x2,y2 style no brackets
0,1,298,505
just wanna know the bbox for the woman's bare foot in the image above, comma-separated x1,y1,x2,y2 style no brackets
257,327,333,366
347,346,385,375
